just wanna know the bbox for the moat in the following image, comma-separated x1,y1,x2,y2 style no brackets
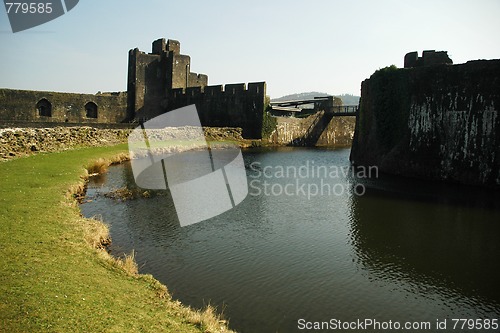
81,147,500,333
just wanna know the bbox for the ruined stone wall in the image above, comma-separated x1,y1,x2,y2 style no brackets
350,59,500,187
404,50,452,68
0,127,130,159
0,89,128,125
0,126,248,160
269,114,355,146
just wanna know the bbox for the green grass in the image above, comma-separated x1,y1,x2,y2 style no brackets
0,145,233,333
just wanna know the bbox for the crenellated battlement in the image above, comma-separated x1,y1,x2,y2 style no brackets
164,81,266,138
173,82,265,98
127,38,267,138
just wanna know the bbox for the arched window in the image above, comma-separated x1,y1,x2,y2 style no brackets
36,98,52,117
85,102,98,118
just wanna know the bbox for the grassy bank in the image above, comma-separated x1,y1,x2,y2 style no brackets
0,145,234,333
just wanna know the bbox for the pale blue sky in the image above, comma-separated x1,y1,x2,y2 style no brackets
1,0,499,98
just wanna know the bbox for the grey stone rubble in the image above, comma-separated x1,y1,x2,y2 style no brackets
0,126,247,160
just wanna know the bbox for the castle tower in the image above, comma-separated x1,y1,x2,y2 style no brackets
127,38,208,120
126,38,266,139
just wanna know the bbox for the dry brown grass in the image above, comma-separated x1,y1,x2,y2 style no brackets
67,181,87,203
185,304,232,333
139,274,171,299
84,153,129,176
85,158,109,175
83,215,111,249
117,250,139,275
97,249,233,331
108,152,129,165
80,215,138,277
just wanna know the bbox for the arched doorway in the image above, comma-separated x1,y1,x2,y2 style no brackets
85,102,98,118
36,98,52,117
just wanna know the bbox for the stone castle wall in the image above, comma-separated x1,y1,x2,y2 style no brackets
167,82,266,138
127,38,266,139
404,50,452,68
350,59,500,187
269,114,355,146
1,38,266,139
0,89,128,125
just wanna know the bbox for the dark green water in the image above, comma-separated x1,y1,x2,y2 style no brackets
81,147,500,332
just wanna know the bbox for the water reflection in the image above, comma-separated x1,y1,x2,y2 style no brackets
349,175,500,317
81,147,500,333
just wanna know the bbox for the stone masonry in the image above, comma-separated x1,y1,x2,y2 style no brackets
127,38,266,138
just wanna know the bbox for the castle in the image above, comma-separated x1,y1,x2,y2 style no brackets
127,38,266,138
0,38,267,138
